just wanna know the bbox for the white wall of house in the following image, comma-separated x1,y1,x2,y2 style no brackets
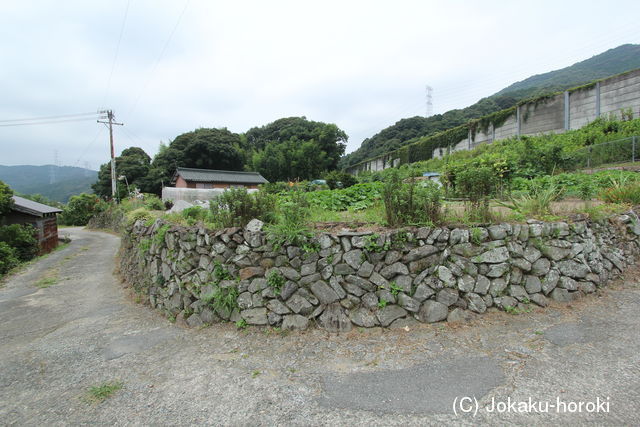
162,187,258,203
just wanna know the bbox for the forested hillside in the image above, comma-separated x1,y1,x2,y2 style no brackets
0,165,97,203
92,117,348,199
340,44,640,169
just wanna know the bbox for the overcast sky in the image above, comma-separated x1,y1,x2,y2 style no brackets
1,0,640,170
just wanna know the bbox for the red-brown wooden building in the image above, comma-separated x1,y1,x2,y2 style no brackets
4,196,62,254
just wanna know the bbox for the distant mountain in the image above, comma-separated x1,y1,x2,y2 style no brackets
495,44,640,97
340,44,640,169
0,165,97,203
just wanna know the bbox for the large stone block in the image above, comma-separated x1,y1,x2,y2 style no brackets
418,300,448,323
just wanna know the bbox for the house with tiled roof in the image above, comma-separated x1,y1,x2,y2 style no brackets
171,167,268,190
162,167,269,203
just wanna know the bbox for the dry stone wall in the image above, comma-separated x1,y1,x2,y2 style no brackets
119,212,640,332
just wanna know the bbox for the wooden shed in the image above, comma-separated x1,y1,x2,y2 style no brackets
4,196,62,254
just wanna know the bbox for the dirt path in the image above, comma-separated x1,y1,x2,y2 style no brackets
1,228,639,425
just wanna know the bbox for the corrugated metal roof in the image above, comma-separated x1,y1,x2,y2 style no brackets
12,196,62,217
173,167,269,185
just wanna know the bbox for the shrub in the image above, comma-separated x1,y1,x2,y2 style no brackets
265,191,312,248
86,204,127,232
497,184,562,218
0,180,14,215
126,207,154,226
0,224,39,261
60,193,108,226
209,188,276,228
260,182,291,194
0,242,19,275
382,169,442,226
600,183,640,205
144,195,165,211
301,182,383,212
181,206,209,222
324,171,357,190
454,166,497,222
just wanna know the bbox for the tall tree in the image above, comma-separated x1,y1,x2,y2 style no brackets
92,147,151,199
140,128,244,195
245,117,347,180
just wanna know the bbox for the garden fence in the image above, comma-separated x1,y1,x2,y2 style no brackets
570,136,640,170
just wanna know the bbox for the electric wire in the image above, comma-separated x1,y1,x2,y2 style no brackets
102,0,131,108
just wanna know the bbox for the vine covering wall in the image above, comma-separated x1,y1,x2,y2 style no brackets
119,212,640,332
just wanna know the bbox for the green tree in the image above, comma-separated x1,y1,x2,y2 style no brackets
246,117,347,181
93,147,152,199
141,128,244,195
0,180,14,216
245,117,347,173
60,193,108,226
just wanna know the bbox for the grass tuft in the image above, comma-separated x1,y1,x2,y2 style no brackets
85,381,123,403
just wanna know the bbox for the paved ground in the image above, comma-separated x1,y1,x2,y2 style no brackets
1,228,639,425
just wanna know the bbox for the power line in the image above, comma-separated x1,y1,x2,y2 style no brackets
0,117,101,127
73,127,105,167
102,0,132,108
127,0,190,117
0,111,100,123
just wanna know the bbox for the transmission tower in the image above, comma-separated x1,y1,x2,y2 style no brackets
426,85,433,118
49,150,59,184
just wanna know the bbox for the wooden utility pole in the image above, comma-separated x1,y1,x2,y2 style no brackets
98,110,123,200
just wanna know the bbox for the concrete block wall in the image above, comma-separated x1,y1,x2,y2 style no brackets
520,93,565,135
600,70,640,119
493,115,518,140
569,88,597,130
470,127,492,150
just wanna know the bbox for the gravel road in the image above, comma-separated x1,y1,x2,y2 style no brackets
1,227,638,425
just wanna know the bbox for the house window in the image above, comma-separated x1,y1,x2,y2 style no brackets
195,183,214,189
230,184,245,189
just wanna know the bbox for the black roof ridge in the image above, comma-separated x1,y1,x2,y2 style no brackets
176,167,263,175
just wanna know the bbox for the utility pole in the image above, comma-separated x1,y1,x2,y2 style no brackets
98,110,124,200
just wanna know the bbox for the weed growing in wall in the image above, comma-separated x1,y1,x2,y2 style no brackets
153,224,171,247
212,261,233,282
363,233,390,253
267,270,285,295
202,285,239,314
138,238,151,256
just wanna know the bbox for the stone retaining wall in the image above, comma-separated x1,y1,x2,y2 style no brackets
119,212,640,332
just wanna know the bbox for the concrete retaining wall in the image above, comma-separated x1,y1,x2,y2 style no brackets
119,212,640,332
349,68,640,174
